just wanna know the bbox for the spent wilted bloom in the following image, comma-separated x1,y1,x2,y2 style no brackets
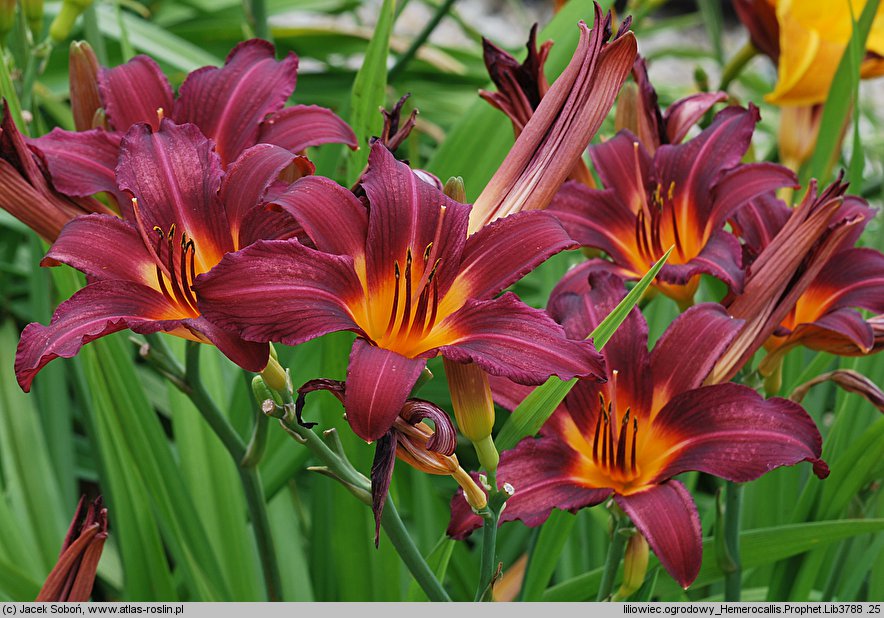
36,496,108,602
448,272,827,588
0,103,114,241
730,185,883,378
297,379,486,544
469,4,637,230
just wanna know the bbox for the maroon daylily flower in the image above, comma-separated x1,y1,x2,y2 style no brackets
448,271,828,588
615,56,727,155
548,104,797,305
36,496,108,602
729,186,884,376
0,103,114,241
196,143,605,442
24,39,356,219
15,119,311,391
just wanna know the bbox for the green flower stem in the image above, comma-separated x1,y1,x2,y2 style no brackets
474,504,500,601
241,408,270,468
723,481,743,601
388,0,458,82
382,500,452,603
597,513,629,601
274,398,452,602
718,41,758,91
181,342,283,602
244,0,270,42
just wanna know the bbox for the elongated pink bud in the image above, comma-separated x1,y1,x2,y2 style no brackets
469,5,636,232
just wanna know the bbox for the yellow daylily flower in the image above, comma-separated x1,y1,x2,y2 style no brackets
767,0,884,106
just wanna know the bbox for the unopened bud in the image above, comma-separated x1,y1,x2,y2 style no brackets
251,375,282,412
444,359,499,470
260,355,288,393
22,0,43,40
49,0,93,44
443,176,466,203
614,532,649,600
0,0,16,43
69,41,102,132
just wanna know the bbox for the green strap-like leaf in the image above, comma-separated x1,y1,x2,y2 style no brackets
346,0,396,184
544,519,884,601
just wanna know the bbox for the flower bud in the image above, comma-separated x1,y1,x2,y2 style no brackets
778,105,823,172
0,0,16,44
442,176,466,203
260,355,288,393
444,359,499,471
69,40,102,131
22,0,43,40
49,0,94,44
614,532,649,600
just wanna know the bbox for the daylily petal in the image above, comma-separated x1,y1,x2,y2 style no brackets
480,23,553,134
218,143,301,249
708,162,797,232
615,481,701,589
487,374,538,412
29,128,127,209
729,193,791,262
173,39,298,165
16,280,181,392
550,271,650,414
116,120,233,268
438,292,605,385
808,247,884,314
98,55,174,131
649,303,744,412
258,104,358,153
663,91,728,144
787,308,875,354
548,183,641,272
194,238,362,346
181,316,269,373
652,383,828,482
361,143,470,298
656,105,759,227
41,214,157,286
270,175,368,256
498,433,611,522
453,210,577,301
345,339,428,442
236,208,304,252
657,230,744,292
588,130,656,213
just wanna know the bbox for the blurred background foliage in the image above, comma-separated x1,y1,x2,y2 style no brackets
0,0,882,603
